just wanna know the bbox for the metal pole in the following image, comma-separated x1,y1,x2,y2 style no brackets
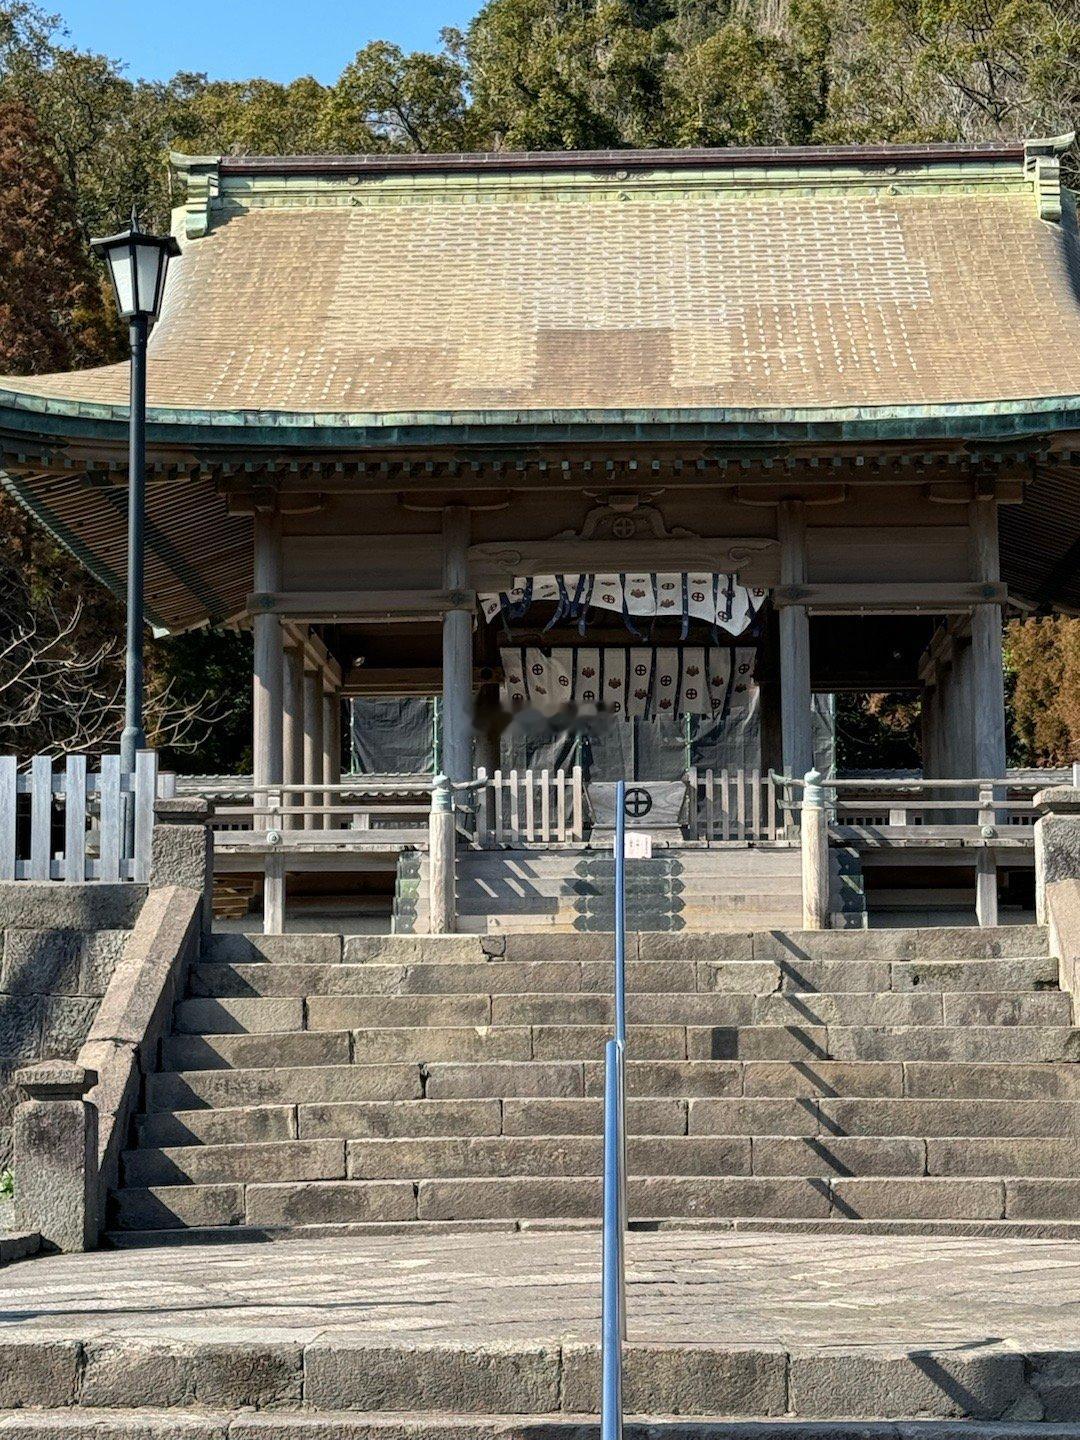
120,313,148,778
600,1038,624,1440
614,778,627,1048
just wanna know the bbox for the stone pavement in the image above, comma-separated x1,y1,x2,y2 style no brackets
2,1228,1077,1350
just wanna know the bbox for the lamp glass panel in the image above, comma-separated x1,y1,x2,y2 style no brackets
134,241,165,317
109,244,136,315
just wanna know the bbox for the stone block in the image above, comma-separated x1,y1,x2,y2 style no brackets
0,1339,80,1406
150,820,212,898
424,1061,583,1100
628,1174,832,1219
753,992,943,1027
194,1342,303,1410
141,1103,297,1147
638,932,755,964
562,1341,787,1416
171,997,305,1035
347,1135,599,1181
1,929,81,995
903,1061,1080,1101
826,1025,1080,1063
1006,1178,1080,1219
788,1346,1025,1419
583,1059,742,1098
109,1183,245,1231
1028,1351,1080,1421
13,1061,98,1251
303,1340,561,1413
686,1024,827,1061
298,1098,501,1140
743,1060,903,1097
911,925,1047,960
892,957,1056,991
124,1137,345,1187
502,1096,685,1136
418,1176,601,1221
942,992,1071,1026
831,1177,1005,1220
753,1135,925,1177
307,994,491,1030
753,930,918,964
351,1027,531,1064
40,995,98,1053
491,994,610,1026
0,883,144,930
243,1179,416,1226
0,995,43,1061
697,960,782,993
162,1029,350,1071
533,1024,680,1061
146,1063,422,1112
81,1340,196,1407
927,1137,1080,1177
777,959,892,993
688,1097,819,1135
343,935,480,964
206,933,343,965
582,960,695,993
80,930,128,994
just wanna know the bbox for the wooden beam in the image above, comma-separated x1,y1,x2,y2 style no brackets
774,582,1007,613
249,590,469,622
281,621,343,688
468,538,779,590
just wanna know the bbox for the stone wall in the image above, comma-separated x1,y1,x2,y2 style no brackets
0,886,145,1169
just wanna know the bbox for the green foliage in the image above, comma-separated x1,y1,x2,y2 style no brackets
0,0,1071,770
0,1169,13,1199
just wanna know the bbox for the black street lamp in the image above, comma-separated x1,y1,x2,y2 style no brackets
91,209,180,776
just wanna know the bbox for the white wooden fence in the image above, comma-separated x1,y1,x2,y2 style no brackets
685,768,780,842
472,767,587,845
0,752,167,883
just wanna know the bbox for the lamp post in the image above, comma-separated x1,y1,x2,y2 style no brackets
90,210,180,777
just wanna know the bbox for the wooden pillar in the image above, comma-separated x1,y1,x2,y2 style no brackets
800,769,830,929
302,666,323,832
441,506,473,783
778,500,813,780
282,645,304,829
970,497,1007,778
322,686,337,832
252,511,283,797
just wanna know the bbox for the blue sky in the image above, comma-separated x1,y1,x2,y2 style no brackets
53,0,479,83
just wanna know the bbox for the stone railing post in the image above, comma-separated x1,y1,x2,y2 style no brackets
151,796,213,938
1034,781,1080,998
801,768,830,930
13,1061,98,1252
428,773,457,934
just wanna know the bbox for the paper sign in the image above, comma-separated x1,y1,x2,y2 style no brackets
622,832,653,860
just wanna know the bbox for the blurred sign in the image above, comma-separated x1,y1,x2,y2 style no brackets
622,833,653,860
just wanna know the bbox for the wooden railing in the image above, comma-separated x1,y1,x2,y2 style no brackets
0,751,167,883
471,767,587,846
203,778,435,844
773,774,1043,840
685,768,780,842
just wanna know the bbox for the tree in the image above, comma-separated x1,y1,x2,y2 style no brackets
1005,617,1080,765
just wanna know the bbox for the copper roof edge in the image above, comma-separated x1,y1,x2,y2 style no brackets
203,140,1032,178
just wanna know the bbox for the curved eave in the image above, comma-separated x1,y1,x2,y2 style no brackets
5,388,1080,450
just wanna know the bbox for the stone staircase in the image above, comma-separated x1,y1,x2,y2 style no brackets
106,923,1080,1243
393,846,854,933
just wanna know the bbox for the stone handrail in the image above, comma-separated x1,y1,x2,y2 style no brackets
11,798,211,1252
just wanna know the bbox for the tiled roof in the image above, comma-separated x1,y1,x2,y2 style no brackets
2,142,1079,425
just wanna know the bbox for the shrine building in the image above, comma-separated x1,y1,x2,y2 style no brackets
1,135,1078,930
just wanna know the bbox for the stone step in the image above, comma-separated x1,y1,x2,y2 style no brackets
202,925,1050,967
145,1058,1080,1113
14,1415,1080,1440
299,990,1068,1030
137,1095,1080,1149
108,1172,1079,1228
188,954,1060,999
120,1129,1080,1188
